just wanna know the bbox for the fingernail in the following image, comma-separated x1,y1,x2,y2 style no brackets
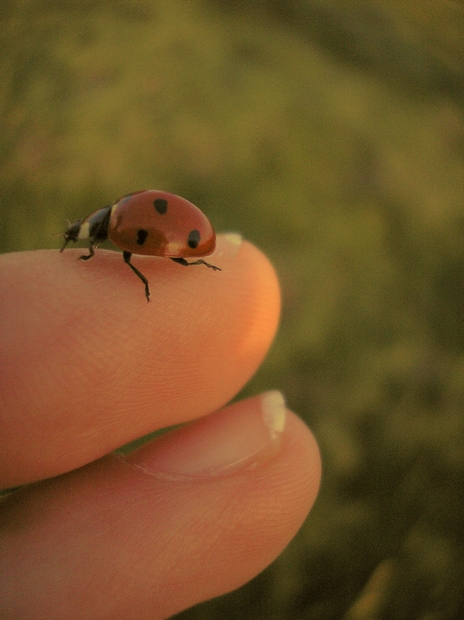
124,391,286,479
213,233,243,258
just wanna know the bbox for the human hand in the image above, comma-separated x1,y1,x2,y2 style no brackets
0,235,321,619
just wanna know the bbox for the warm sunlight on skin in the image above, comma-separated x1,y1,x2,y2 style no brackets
0,238,321,620
0,237,280,485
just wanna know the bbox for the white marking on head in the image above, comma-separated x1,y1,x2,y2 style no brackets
78,222,90,240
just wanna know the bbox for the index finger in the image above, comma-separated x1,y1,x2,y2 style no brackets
0,236,280,486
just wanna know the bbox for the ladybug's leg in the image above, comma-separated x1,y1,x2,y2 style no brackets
123,251,151,302
171,257,222,272
79,243,95,261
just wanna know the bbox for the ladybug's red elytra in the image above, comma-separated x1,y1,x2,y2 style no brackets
60,190,221,301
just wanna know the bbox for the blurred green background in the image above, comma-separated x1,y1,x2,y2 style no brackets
2,0,464,618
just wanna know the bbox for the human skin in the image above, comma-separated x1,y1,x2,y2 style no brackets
0,236,321,619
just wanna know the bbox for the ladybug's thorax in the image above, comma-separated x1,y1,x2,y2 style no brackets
82,206,112,244
77,221,90,240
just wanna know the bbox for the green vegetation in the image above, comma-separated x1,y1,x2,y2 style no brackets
2,1,464,617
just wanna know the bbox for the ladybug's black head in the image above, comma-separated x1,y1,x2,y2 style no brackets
60,219,82,252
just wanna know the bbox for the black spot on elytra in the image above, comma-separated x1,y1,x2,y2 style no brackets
137,229,148,245
154,198,168,214
188,229,201,249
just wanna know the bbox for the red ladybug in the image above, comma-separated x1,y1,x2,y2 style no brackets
61,190,221,301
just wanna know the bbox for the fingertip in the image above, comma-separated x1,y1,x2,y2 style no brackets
0,241,281,485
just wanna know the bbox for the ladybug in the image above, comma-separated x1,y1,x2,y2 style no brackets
60,190,221,301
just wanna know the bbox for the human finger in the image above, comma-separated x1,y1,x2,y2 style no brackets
0,393,321,620
0,236,280,486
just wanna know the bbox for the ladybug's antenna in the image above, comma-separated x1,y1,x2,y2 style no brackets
60,220,73,252
60,237,71,253
60,218,82,253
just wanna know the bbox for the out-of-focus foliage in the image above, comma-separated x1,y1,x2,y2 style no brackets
1,1,464,618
